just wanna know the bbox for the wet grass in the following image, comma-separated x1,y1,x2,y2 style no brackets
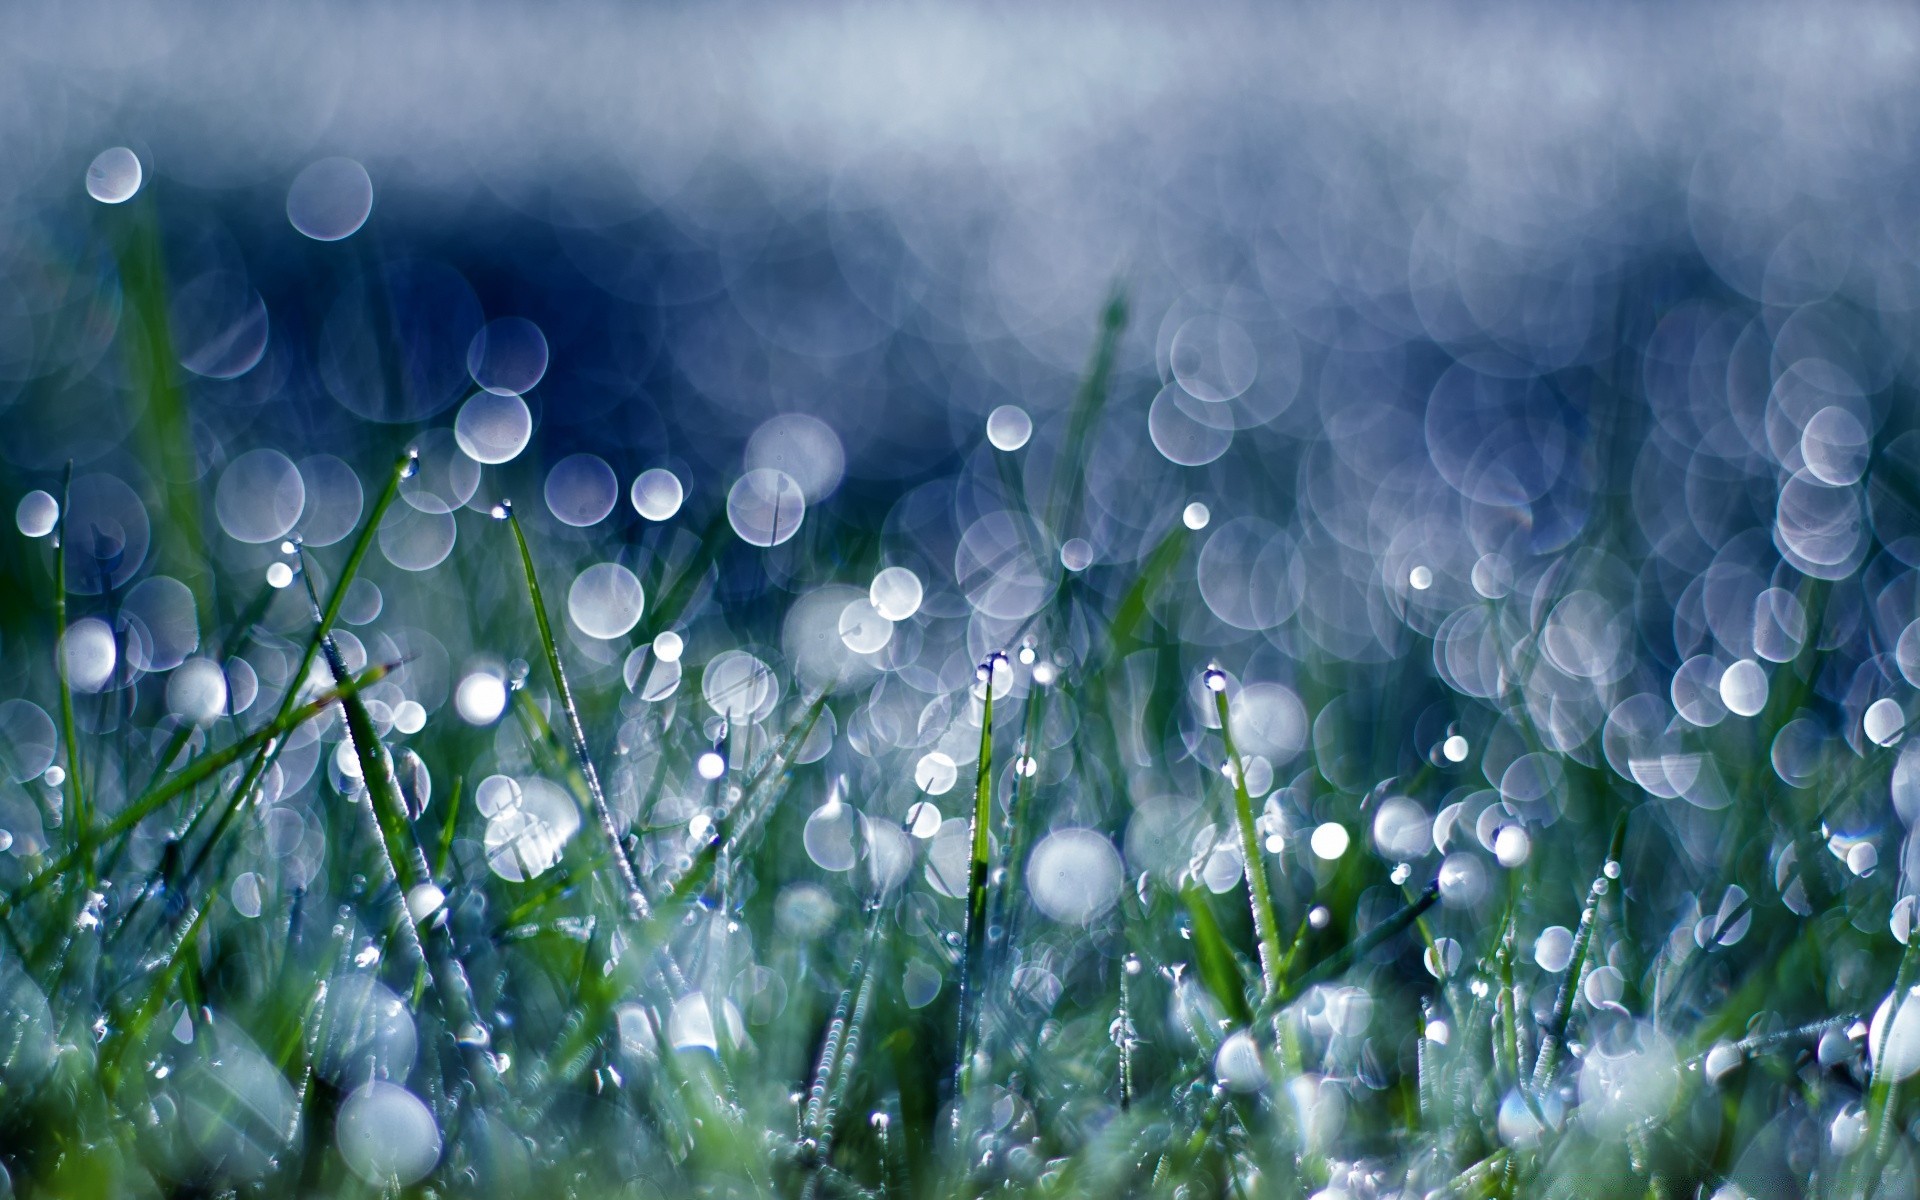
0,255,1916,1200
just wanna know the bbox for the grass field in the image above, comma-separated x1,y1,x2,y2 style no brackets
5,8,1920,1197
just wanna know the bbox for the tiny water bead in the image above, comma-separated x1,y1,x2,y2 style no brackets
265,561,294,589
1060,538,1093,572
287,157,374,242
631,468,685,521
85,147,143,204
1408,565,1433,590
1182,502,1211,530
696,749,727,780
986,405,1033,451
454,391,533,464
15,491,56,538
1203,665,1228,693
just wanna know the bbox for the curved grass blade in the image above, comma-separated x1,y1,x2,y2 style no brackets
501,502,652,921
1211,676,1285,1001
952,652,1004,1105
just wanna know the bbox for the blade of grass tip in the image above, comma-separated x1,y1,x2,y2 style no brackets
0,664,395,921
1208,669,1284,1003
953,651,1005,1106
1531,817,1626,1092
52,462,87,860
1046,286,1128,538
501,501,652,922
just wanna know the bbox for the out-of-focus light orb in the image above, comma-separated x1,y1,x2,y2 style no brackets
1213,1030,1265,1092
335,1081,440,1187
915,751,957,795
1310,822,1350,860
60,618,117,693
1442,734,1469,762
986,405,1033,451
1872,985,1920,1082
1493,824,1531,868
1471,553,1513,599
288,157,374,241
454,391,533,464
86,147,142,204
1182,501,1211,530
392,700,426,735
1026,828,1123,924
454,671,507,725
266,561,294,589
838,598,892,654
567,562,645,639
1171,314,1258,403
475,774,522,818
905,801,942,839
1409,565,1433,590
631,469,685,521
1866,697,1906,747
652,630,684,663
1534,926,1574,972
746,414,844,502
1801,405,1870,486
167,658,229,725
546,454,619,527
696,750,727,780
869,566,924,622
1719,659,1770,717
1577,1025,1679,1135
466,317,549,396
215,449,306,545
727,468,805,547
15,491,57,538
1060,538,1094,572
0,701,55,783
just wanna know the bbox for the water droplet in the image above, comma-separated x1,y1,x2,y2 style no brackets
697,750,727,781
1203,666,1228,693
1182,501,1211,530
